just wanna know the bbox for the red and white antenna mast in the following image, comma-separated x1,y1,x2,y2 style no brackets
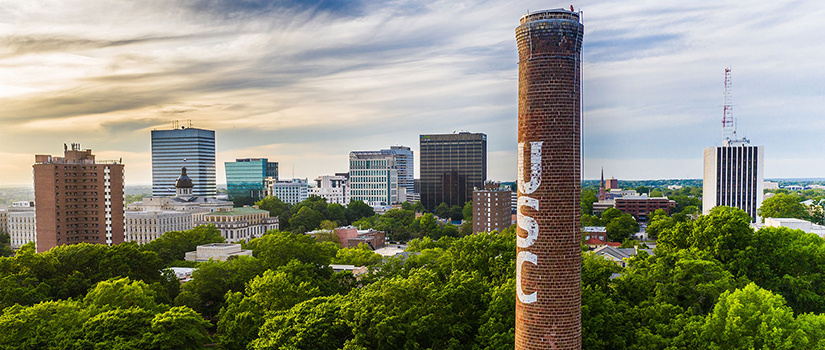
722,67,735,144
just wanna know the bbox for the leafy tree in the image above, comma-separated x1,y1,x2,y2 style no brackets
605,214,639,242
374,209,414,241
246,230,338,270
434,202,451,219
449,205,464,222
581,214,601,227
0,300,90,349
328,203,347,225
459,221,473,237
581,189,598,215
412,201,426,213
0,230,12,257
252,296,352,350
463,201,473,221
141,225,224,265
346,201,375,223
84,277,161,312
411,213,440,238
289,206,323,233
256,195,293,228
758,193,810,221
333,243,383,266
175,256,265,318
401,201,412,211
149,306,212,350
699,283,802,349
599,207,624,224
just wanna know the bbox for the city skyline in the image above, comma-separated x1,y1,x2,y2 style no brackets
1,1,823,185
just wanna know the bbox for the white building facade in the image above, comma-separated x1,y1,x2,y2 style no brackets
194,207,279,243
349,150,398,207
703,143,764,221
309,175,350,205
7,201,36,249
267,178,308,204
125,210,193,245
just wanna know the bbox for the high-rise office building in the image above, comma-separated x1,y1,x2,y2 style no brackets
388,146,414,194
33,144,125,253
703,143,764,221
225,158,278,203
419,132,486,211
349,150,399,207
703,68,764,222
515,9,583,349
151,126,216,197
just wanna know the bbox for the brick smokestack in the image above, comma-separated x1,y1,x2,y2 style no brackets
515,9,583,349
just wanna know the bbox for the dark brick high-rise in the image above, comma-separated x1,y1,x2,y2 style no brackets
34,144,125,253
515,9,583,349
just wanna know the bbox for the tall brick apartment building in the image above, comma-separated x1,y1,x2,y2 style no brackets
33,144,125,252
473,188,512,234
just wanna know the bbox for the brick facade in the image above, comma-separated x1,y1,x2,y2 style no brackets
34,145,124,253
515,9,583,349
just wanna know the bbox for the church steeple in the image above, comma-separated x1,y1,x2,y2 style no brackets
598,167,606,201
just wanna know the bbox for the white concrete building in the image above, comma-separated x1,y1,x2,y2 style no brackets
309,175,350,205
763,181,779,190
125,210,193,245
349,150,398,207
184,243,252,262
7,201,36,249
756,218,825,237
703,142,764,221
267,178,308,204
194,206,278,243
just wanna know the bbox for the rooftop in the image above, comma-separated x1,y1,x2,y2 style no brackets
206,207,269,216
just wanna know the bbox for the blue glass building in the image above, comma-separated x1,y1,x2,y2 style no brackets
225,158,278,202
151,127,216,197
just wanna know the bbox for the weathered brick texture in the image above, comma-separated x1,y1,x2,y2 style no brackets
515,9,583,350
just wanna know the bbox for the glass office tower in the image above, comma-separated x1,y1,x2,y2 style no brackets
151,127,216,197
225,158,278,203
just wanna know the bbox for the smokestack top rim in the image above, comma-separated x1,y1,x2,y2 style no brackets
519,8,580,25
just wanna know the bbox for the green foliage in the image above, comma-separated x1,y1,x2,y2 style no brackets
758,193,810,221
346,201,375,224
463,201,473,222
141,225,224,265
374,208,414,241
605,212,639,242
84,277,161,312
700,283,802,349
434,202,451,219
333,243,383,266
449,205,463,221
581,189,598,215
175,255,265,318
247,230,338,269
252,296,352,350
289,206,324,233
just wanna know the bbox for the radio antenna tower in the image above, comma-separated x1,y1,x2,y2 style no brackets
722,67,735,144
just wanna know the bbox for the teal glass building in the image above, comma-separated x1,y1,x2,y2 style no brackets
225,158,278,203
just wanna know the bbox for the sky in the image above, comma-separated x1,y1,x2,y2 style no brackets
0,0,823,185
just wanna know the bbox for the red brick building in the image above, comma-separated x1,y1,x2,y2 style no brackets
473,189,512,234
614,196,676,222
515,8,583,349
333,226,385,249
33,144,124,252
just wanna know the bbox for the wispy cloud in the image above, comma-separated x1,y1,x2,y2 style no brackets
0,0,823,185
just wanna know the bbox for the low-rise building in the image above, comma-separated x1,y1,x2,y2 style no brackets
125,210,192,245
333,226,385,249
184,243,252,262
267,178,308,204
194,206,278,243
593,245,654,268
614,196,676,222
756,218,825,237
